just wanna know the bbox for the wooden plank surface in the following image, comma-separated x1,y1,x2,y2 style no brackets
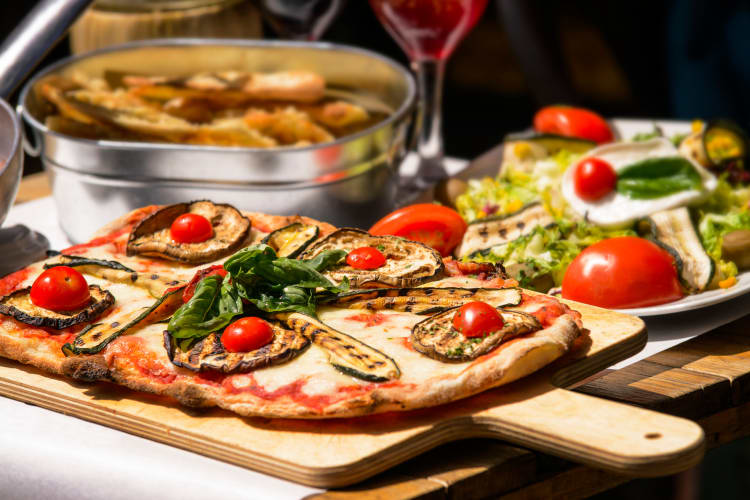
1,299,704,488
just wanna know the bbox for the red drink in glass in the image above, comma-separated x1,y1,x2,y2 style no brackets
369,0,489,60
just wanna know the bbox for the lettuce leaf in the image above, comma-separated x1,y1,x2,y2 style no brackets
469,220,635,290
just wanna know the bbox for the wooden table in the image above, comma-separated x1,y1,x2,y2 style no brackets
15,173,750,499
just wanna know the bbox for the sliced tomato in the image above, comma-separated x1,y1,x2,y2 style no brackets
182,265,228,303
533,106,614,144
170,213,213,244
573,157,617,201
221,317,274,352
369,204,467,257
452,301,505,338
561,237,683,309
29,266,91,312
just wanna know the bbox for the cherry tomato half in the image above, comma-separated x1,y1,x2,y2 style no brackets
346,246,386,270
452,301,505,338
369,204,467,257
170,213,213,244
573,157,617,201
561,237,683,309
221,317,274,353
533,106,614,144
182,265,228,303
29,266,91,312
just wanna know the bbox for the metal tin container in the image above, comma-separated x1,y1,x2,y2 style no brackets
0,99,22,227
19,39,416,243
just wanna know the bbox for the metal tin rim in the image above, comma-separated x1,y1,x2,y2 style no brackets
0,98,21,181
18,37,417,156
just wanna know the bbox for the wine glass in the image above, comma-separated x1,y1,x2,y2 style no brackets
255,0,347,41
369,0,489,189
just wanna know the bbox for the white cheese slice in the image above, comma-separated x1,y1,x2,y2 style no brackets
562,138,717,228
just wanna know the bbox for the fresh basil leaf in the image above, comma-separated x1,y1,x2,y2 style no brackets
616,156,703,199
168,275,239,340
303,249,347,272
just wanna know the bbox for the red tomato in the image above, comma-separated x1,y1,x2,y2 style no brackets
562,237,683,309
221,317,274,353
346,246,386,270
533,106,614,144
170,213,213,244
574,157,617,201
29,266,91,312
369,204,467,256
452,301,505,338
182,265,228,303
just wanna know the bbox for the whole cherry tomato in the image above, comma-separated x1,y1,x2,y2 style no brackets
346,246,386,270
170,213,213,244
369,204,467,256
573,157,617,201
562,237,683,309
29,266,91,312
221,317,274,353
452,301,505,338
533,106,614,144
182,265,228,303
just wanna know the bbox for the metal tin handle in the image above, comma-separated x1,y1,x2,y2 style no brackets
0,0,92,99
17,104,41,158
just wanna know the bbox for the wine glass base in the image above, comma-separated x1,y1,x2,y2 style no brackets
0,225,50,276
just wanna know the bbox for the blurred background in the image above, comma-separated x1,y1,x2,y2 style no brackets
2,1,750,498
5,0,750,173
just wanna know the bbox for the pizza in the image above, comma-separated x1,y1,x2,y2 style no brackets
0,201,583,418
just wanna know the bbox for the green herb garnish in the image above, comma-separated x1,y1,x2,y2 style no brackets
167,244,348,349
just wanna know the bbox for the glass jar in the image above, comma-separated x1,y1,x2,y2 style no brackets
69,0,262,55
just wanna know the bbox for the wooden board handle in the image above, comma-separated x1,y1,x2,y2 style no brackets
473,387,705,476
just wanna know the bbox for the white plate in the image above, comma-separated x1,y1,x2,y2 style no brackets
601,119,750,316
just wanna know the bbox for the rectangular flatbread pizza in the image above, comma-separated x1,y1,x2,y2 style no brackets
0,201,583,418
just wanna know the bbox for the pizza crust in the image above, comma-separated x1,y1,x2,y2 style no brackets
0,207,582,419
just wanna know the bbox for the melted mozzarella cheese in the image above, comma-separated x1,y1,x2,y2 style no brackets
562,138,717,227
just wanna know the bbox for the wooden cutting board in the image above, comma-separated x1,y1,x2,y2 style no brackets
0,298,705,488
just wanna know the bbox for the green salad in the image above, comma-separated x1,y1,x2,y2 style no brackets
454,123,750,293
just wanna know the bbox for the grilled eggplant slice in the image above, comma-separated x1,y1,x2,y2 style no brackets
127,201,250,264
165,323,309,373
62,287,184,355
646,207,714,292
412,306,541,363
300,228,443,288
282,312,400,382
0,285,114,330
46,255,184,297
261,222,319,258
456,203,555,258
324,287,522,315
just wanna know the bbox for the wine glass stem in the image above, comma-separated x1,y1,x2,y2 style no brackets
413,58,446,178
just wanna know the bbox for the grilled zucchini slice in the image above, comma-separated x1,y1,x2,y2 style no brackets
46,254,184,298
165,323,310,373
282,312,400,382
504,132,596,155
0,285,114,330
300,228,443,288
324,287,522,315
62,287,184,355
127,200,251,264
456,203,555,258
261,222,319,258
647,207,715,292
411,306,541,363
